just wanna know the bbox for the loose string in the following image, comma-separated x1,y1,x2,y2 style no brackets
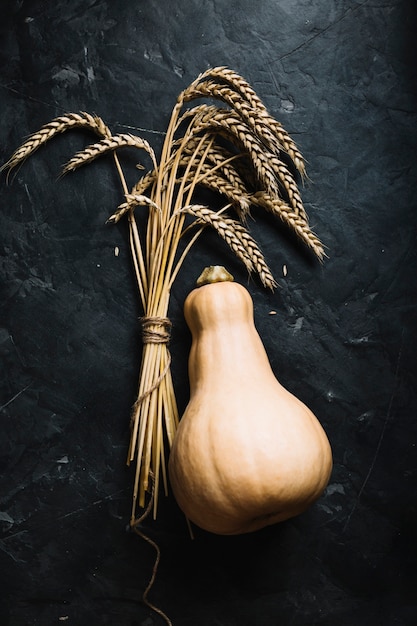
129,318,174,624
130,472,173,626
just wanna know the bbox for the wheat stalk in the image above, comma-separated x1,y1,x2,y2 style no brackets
183,165,251,215
180,135,249,187
177,99,322,254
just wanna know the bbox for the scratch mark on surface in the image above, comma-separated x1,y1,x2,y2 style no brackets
117,122,166,137
275,0,371,62
0,83,166,138
0,383,33,412
342,328,404,533
56,501,102,522
2,489,128,543
0,82,59,110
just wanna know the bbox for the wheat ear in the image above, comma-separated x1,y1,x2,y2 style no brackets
191,66,268,111
189,106,299,207
212,66,306,176
188,105,310,223
181,80,285,157
252,191,325,260
62,134,156,174
183,205,276,289
186,67,306,176
1,112,111,173
269,156,309,222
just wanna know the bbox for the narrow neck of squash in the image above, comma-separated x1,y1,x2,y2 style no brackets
186,267,252,334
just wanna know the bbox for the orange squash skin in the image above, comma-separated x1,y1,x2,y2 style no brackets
168,280,333,535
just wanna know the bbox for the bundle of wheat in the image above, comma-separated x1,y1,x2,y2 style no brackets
2,67,323,526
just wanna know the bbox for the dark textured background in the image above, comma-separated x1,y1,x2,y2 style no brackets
1,1,416,625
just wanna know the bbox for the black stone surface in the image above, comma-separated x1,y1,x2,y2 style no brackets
1,1,416,625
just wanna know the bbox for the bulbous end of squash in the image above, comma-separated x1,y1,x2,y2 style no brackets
169,390,333,535
169,270,333,535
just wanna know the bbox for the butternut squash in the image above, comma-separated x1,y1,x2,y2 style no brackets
168,267,333,535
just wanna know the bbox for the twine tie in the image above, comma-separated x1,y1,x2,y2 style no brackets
140,316,172,345
131,316,172,416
